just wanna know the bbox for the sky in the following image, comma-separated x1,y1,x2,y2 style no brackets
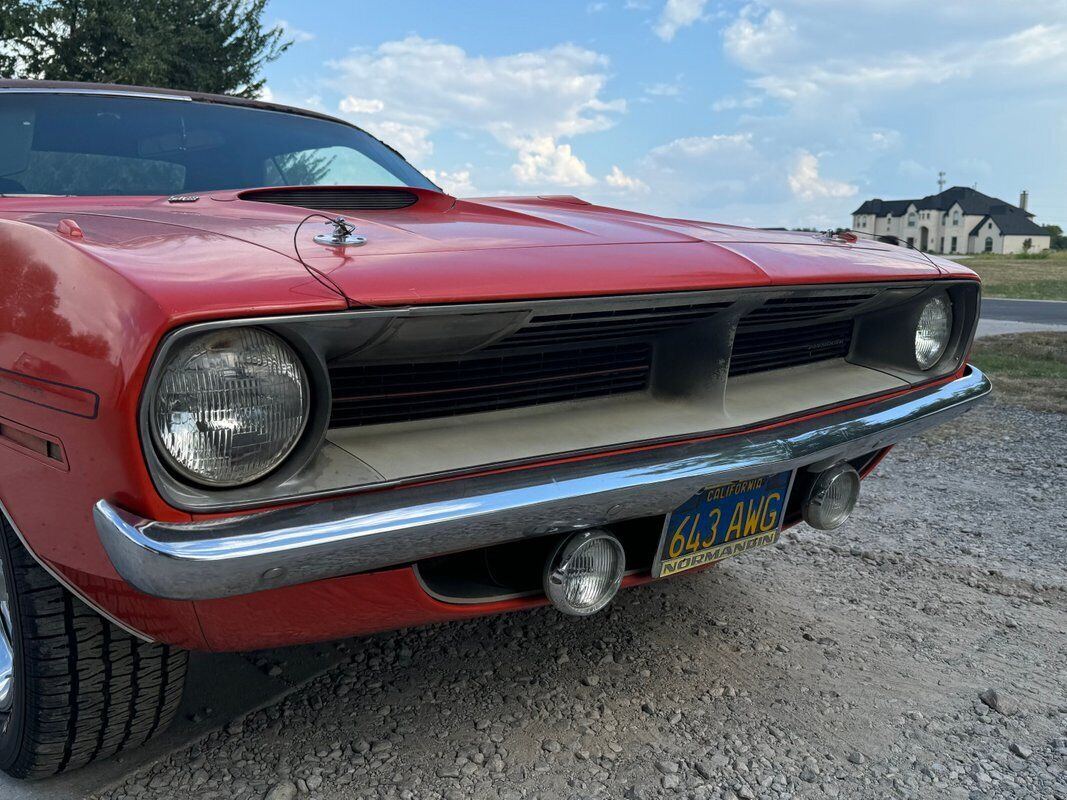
260,0,1067,229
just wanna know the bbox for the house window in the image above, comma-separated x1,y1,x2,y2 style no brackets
907,213,916,227
988,222,993,229
984,236,993,253
939,237,944,252
953,214,959,225
906,237,915,247
950,236,957,253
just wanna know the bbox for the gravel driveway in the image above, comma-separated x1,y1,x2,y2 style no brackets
97,401,1067,800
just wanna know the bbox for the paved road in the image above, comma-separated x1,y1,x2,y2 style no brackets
982,298,1067,325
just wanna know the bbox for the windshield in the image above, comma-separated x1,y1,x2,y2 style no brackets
0,92,436,196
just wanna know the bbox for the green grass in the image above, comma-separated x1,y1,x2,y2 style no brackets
970,332,1067,413
949,251,1067,301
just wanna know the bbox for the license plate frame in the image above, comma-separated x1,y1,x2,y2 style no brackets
652,470,795,578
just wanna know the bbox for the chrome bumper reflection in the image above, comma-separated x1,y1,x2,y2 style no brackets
95,367,991,600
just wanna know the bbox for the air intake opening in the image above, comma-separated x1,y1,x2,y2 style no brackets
238,187,420,211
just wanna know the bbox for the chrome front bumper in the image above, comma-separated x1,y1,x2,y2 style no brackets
95,366,991,601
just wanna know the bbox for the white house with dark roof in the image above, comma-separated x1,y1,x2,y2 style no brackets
851,187,1050,255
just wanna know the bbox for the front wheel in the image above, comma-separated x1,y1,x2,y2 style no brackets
0,514,187,779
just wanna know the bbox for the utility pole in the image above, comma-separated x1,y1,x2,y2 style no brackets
937,171,946,192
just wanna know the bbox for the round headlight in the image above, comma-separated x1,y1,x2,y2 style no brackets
914,294,952,370
151,328,309,486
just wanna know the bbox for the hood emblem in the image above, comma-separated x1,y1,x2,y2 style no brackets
167,194,200,203
314,216,367,247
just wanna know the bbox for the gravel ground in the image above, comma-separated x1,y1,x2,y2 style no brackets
97,401,1067,800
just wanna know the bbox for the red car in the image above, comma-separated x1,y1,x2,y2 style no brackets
0,80,989,778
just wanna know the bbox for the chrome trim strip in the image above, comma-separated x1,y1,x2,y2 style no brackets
0,87,192,101
0,502,154,642
96,367,991,601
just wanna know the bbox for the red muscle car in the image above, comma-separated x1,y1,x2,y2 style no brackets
0,80,989,778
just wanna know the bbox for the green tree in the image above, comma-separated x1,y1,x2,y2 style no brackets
0,0,290,97
1041,224,1066,251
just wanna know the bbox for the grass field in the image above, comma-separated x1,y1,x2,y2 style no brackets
949,251,1067,301
970,331,1067,414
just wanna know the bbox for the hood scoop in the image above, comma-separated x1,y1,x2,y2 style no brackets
237,186,420,212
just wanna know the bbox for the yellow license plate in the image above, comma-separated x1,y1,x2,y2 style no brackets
652,471,794,578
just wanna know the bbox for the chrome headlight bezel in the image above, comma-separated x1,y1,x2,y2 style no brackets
141,322,332,500
149,327,311,487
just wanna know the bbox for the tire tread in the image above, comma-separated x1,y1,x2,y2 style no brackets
0,517,187,779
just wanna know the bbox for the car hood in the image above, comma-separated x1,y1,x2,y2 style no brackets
4,189,948,308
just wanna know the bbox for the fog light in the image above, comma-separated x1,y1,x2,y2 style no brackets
543,530,625,616
802,463,861,530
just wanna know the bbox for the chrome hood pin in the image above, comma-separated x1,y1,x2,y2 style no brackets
314,216,367,247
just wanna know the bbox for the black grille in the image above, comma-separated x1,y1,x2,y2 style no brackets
490,301,730,350
330,343,652,427
738,292,877,329
239,188,419,211
730,319,854,376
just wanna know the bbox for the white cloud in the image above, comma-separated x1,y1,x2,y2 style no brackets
338,96,385,114
710,94,762,112
722,5,1067,104
511,138,596,187
788,152,857,201
648,133,756,161
869,130,900,149
644,81,682,97
329,37,622,183
275,20,315,44
722,7,796,71
423,168,477,196
654,0,708,41
604,165,650,194
632,133,775,208
662,1,1067,225
361,120,434,163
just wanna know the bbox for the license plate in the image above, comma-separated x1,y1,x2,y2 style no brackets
652,471,794,578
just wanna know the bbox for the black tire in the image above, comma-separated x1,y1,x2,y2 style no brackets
0,514,187,779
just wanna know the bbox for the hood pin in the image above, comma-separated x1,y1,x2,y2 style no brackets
314,216,367,247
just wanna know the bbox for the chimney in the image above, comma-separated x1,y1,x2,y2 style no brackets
1019,190,1029,211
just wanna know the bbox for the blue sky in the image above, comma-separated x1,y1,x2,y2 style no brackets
260,0,1067,229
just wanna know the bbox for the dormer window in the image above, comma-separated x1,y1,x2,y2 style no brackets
907,213,916,227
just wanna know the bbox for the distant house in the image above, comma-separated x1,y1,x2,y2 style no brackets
851,187,1050,255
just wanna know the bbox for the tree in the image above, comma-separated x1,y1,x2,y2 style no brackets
1041,224,1066,251
0,0,290,97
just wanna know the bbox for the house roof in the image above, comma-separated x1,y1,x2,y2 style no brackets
852,198,912,216
852,186,1036,219
969,209,1048,237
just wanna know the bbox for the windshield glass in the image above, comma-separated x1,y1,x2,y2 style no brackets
0,92,436,196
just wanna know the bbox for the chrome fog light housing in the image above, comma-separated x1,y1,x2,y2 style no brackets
151,327,309,486
802,462,861,530
543,530,626,616
915,294,952,370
